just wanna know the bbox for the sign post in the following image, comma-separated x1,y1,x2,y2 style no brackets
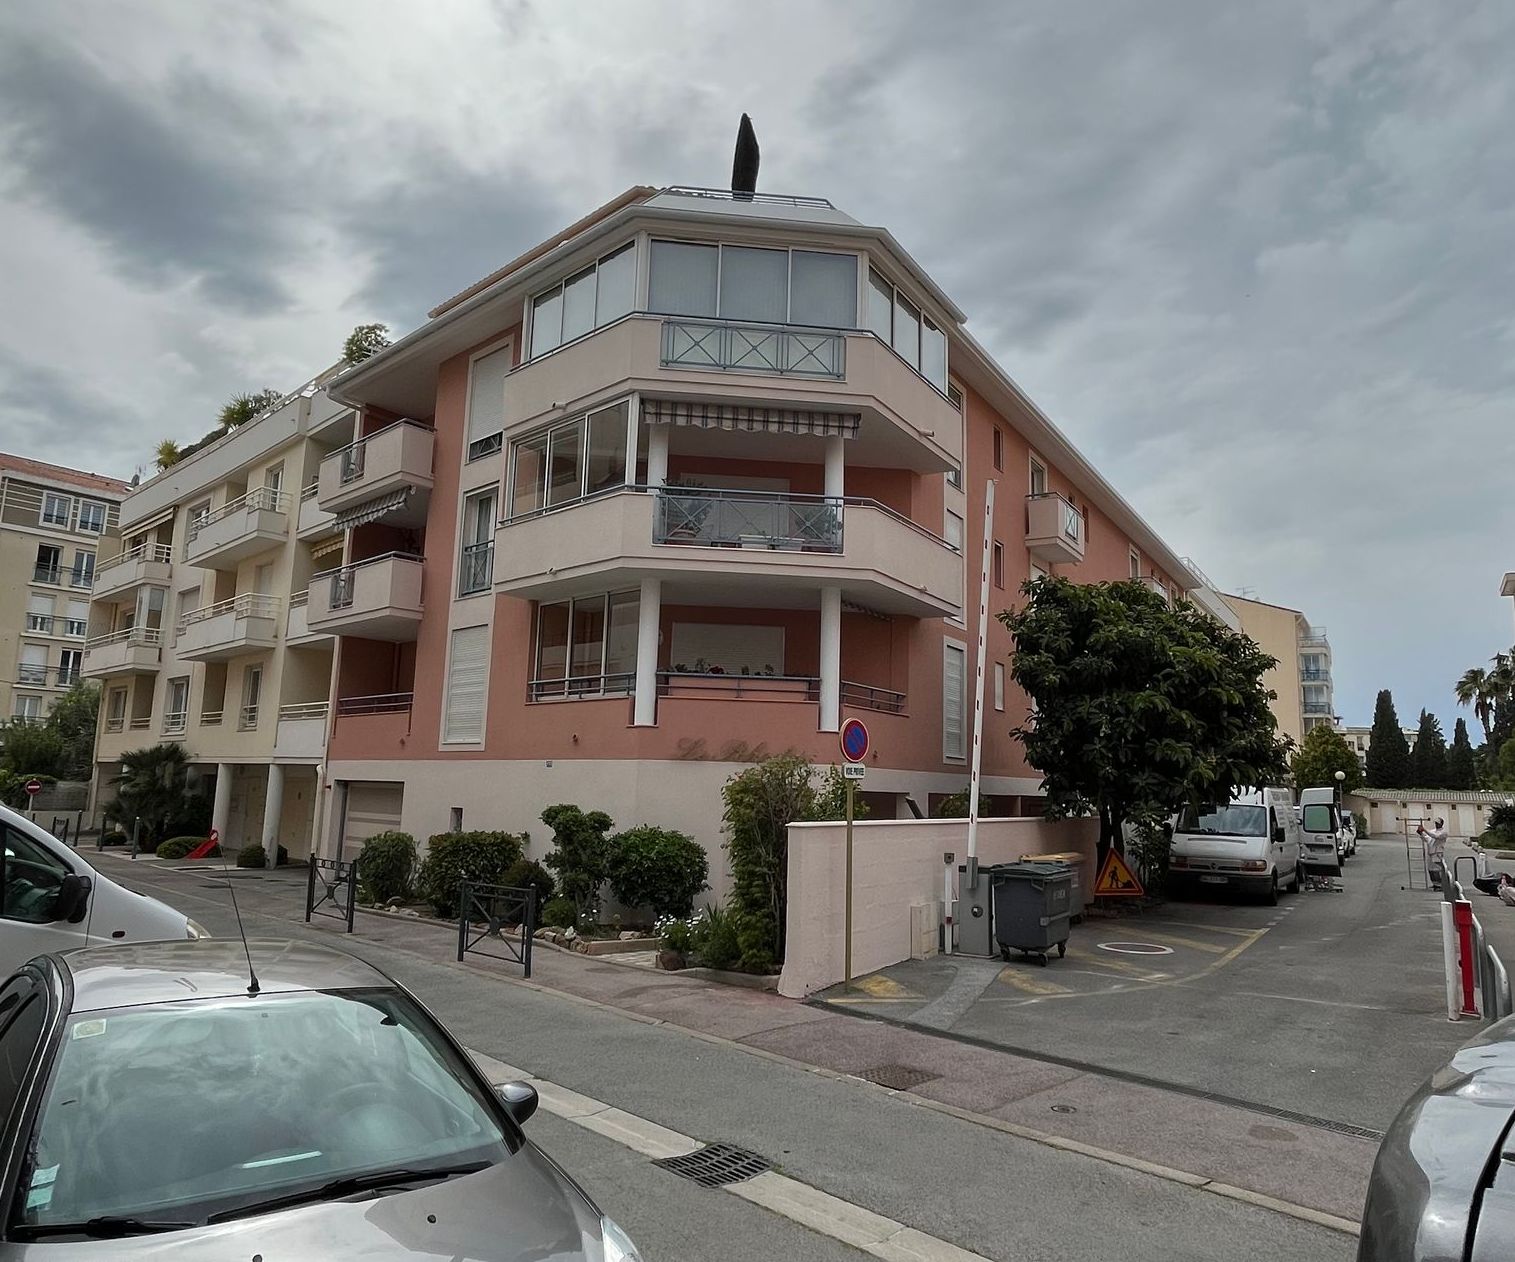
24,779,41,818
840,720,869,990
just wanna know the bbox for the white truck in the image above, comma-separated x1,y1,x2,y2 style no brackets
1169,788,1304,904
1297,787,1347,874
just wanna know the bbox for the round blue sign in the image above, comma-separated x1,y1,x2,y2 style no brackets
840,718,869,762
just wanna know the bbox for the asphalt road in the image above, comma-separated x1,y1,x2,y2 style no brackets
103,859,1355,1262
826,836,1476,1132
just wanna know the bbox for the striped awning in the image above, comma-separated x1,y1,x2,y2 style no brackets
640,399,860,439
332,487,412,531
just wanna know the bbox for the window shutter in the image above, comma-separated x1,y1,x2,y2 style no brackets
66,599,89,622
467,347,513,444
943,642,965,760
444,625,489,743
27,594,52,616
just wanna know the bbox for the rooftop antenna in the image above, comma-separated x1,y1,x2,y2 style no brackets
210,823,260,995
732,114,760,199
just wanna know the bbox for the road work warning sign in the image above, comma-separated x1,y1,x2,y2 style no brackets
1093,850,1145,898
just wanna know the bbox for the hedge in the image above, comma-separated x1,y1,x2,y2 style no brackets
416,831,527,917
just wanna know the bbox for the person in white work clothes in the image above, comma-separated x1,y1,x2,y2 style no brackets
1417,817,1449,886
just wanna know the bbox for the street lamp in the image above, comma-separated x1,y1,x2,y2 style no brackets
1334,768,1346,811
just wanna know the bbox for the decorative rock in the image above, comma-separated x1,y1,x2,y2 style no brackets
562,926,577,941
619,930,642,941
533,926,556,940
657,950,686,971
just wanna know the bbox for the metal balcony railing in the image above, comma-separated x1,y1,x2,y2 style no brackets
459,542,493,595
25,614,53,633
128,716,150,731
177,592,281,633
68,569,93,590
32,564,59,584
1027,491,1084,545
98,542,172,573
1303,700,1334,715
200,710,223,727
278,701,330,721
840,681,907,714
335,692,414,716
656,671,821,701
187,486,289,541
528,673,636,702
238,704,260,730
1301,668,1331,682
328,419,434,487
104,716,125,734
16,664,48,686
654,487,843,552
660,318,845,378
162,711,187,735
85,626,162,650
63,619,86,638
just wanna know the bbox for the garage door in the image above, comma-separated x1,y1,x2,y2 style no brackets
341,782,404,859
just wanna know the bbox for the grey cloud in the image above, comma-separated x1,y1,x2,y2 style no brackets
0,351,148,480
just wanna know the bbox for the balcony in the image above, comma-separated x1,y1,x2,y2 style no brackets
458,542,493,596
1025,493,1086,565
93,543,172,600
162,710,187,736
82,627,162,678
1303,700,1334,716
502,315,961,473
285,591,333,646
297,482,338,540
1300,668,1332,682
317,421,434,518
185,488,290,570
175,593,280,662
1139,575,1170,601
1299,626,1331,652
498,489,959,618
274,701,329,759
305,553,424,641
32,565,94,590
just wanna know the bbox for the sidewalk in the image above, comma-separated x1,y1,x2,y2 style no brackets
102,854,1371,1227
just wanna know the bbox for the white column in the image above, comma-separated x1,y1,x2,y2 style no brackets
211,763,233,842
647,424,670,488
819,586,842,733
261,763,285,853
633,577,662,727
824,435,845,500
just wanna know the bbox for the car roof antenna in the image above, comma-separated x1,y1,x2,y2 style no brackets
212,830,260,995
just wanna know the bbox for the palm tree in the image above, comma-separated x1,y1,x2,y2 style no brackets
154,439,183,471
111,743,190,843
1456,666,1494,744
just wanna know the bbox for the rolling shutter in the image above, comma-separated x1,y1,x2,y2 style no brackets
467,347,512,445
943,641,966,760
443,625,489,743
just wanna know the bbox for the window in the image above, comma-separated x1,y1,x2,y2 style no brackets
993,428,1004,471
530,242,637,358
164,677,189,733
507,400,631,518
442,626,489,743
943,641,967,762
240,666,262,730
866,267,948,391
189,501,211,532
465,344,513,458
994,662,1006,712
13,697,41,722
1129,547,1141,579
69,552,94,589
450,807,465,832
532,591,638,698
39,493,70,528
76,500,106,534
1,826,70,923
0,980,44,1118
58,650,82,686
106,688,127,732
947,465,962,490
993,542,1004,589
458,490,496,596
18,646,47,687
25,595,52,635
1030,459,1047,497
64,600,88,638
650,241,859,330
262,463,284,494
945,510,964,552
33,545,60,584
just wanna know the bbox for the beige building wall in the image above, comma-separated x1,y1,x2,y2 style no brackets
1223,594,1307,746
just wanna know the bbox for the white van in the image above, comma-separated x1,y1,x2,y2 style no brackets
0,803,206,977
1297,788,1346,874
1169,788,1303,904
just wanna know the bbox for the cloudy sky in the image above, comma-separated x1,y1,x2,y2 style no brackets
1,0,1511,730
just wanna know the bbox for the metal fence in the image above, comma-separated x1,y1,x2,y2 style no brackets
305,855,358,932
456,881,536,976
1440,861,1513,1023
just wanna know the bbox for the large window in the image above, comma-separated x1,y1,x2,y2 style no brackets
943,641,966,762
528,243,636,359
649,241,859,328
507,400,631,518
39,493,70,528
458,490,496,597
867,267,948,392
532,591,638,699
76,500,106,534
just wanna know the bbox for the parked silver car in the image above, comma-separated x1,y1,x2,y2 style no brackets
0,938,642,1259
1358,1013,1515,1260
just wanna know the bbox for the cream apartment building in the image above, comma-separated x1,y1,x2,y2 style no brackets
0,455,128,724
85,382,354,856
1222,593,1335,746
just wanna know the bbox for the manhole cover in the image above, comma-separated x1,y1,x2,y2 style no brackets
1096,941,1175,956
653,1142,771,1188
1050,1104,1078,1114
854,1064,940,1092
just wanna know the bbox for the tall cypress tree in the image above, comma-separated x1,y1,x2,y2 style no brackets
1408,709,1448,789
1364,689,1412,788
1447,717,1479,790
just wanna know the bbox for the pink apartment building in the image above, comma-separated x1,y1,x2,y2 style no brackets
315,185,1203,879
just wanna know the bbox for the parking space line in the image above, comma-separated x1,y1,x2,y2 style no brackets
1120,929,1229,955
996,967,1071,996
1062,948,1169,980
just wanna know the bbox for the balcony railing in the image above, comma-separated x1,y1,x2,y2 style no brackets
25,614,53,633
16,665,48,686
657,671,821,701
239,704,260,731
187,486,290,542
69,569,94,589
840,680,907,715
278,701,330,721
63,619,86,638
104,716,125,734
128,716,150,731
200,710,223,727
654,487,842,552
1303,700,1334,715
162,711,187,735
98,542,172,573
661,318,845,379
178,592,281,633
529,673,636,702
336,692,414,716
1299,627,1330,648
459,541,493,595
86,626,161,650
1301,668,1331,682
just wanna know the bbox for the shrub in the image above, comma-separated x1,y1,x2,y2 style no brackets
542,896,579,929
721,755,816,972
813,766,870,822
501,858,555,912
357,831,417,904
606,826,709,918
1355,812,1370,838
237,843,267,869
542,805,614,924
155,836,208,860
416,831,527,917
99,830,127,848
656,914,695,954
164,792,213,840
931,787,991,819
691,903,741,971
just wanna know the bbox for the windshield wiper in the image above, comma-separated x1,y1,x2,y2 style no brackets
13,1215,196,1239
206,1160,490,1224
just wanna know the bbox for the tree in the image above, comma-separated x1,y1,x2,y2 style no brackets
1446,718,1479,791
217,389,282,430
1364,690,1411,788
154,439,183,471
1289,725,1362,794
43,682,100,779
1456,666,1496,745
1000,577,1289,862
342,323,391,365
111,743,190,842
0,723,66,778
1497,738,1515,792
1408,709,1448,788
541,804,614,924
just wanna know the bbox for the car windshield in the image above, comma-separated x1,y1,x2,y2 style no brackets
1301,803,1336,833
1176,804,1268,838
15,988,512,1230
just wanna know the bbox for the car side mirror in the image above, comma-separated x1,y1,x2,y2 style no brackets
54,873,90,924
497,1081,538,1126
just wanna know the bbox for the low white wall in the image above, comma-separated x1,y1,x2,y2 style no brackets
1349,793,1502,840
778,815,1099,998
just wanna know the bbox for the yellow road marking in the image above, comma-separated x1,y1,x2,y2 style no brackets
1063,947,1169,979
853,974,916,999
1137,922,1259,939
996,967,1071,996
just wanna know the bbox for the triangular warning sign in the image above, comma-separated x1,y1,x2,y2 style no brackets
1094,850,1145,898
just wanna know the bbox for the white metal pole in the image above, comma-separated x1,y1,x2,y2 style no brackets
966,480,996,875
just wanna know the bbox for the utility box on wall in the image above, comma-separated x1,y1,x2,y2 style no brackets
909,901,940,960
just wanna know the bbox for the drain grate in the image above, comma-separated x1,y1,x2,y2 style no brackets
654,1142,771,1188
855,1064,940,1092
